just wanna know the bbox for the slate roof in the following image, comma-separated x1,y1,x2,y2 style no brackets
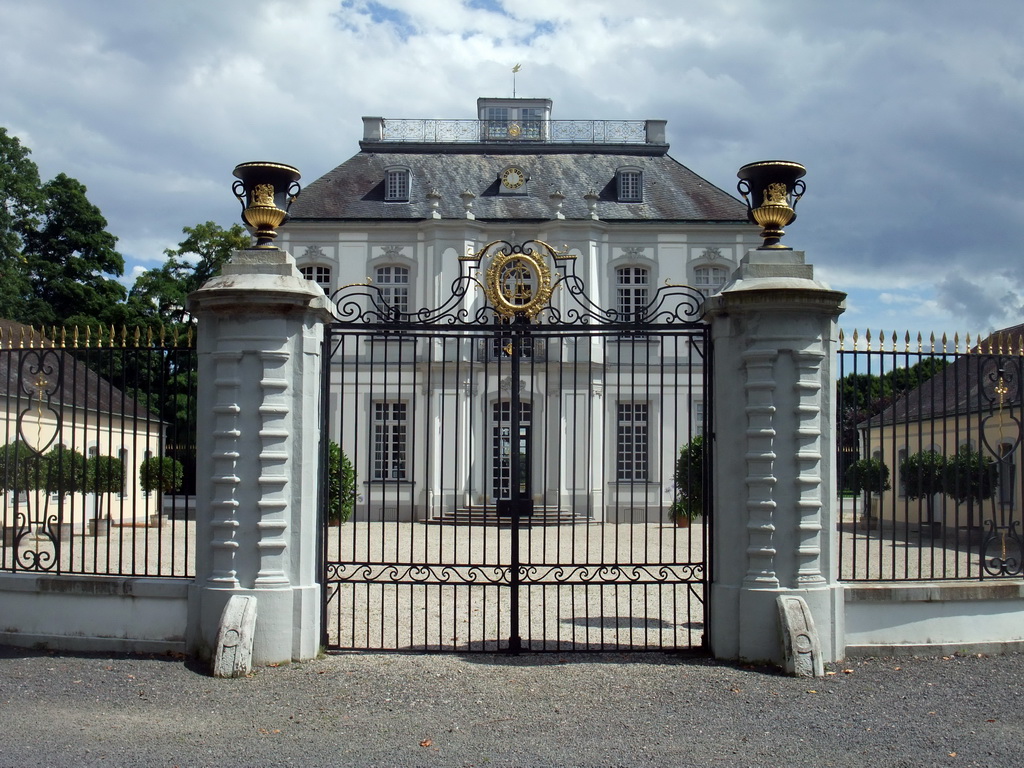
289,142,749,224
865,323,1024,426
0,319,160,423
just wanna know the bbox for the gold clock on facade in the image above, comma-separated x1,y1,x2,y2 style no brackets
501,167,526,190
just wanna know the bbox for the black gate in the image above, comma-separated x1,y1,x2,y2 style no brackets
321,241,711,652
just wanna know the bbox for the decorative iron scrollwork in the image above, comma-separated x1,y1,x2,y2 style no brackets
6,348,65,572
977,355,1024,576
329,239,706,329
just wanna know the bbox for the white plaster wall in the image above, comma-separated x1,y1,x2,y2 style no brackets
845,582,1024,655
0,573,188,653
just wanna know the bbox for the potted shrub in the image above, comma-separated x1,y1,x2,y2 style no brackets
326,441,357,524
139,455,184,525
85,454,124,530
42,445,87,538
942,445,997,532
844,457,891,521
899,450,947,532
668,435,704,527
0,440,42,542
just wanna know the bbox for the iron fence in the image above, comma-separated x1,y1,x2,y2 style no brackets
0,324,196,577
837,329,1024,581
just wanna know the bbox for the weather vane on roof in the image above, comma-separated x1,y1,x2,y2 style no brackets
512,63,521,98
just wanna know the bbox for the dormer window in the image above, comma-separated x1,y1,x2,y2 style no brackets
385,168,410,202
617,168,643,202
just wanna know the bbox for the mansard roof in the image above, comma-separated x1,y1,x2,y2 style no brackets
289,145,749,224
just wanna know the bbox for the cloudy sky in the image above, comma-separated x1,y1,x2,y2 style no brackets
2,0,1022,339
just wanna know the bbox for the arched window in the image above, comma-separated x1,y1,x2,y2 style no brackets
375,265,410,317
897,448,908,497
694,265,729,296
299,265,332,292
616,266,649,320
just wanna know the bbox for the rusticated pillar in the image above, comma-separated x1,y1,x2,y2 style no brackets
704,249,847,663
186,248,336,664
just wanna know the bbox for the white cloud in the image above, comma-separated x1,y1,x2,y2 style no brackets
0,0,1021,334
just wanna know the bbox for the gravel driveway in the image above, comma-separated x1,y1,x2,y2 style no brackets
2,645,1022,767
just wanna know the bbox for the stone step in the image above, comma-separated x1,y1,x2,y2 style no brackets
428,504,593,527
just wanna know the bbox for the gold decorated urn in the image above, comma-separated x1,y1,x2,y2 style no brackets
231,162,302,248
737,161,806,249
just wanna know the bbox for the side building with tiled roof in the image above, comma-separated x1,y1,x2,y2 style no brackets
0,320,166,540
283,97,758,521
856,323,1024,530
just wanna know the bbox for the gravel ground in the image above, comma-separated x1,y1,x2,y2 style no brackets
1,645,1022,768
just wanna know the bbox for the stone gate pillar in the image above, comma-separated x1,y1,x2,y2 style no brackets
703,249,847,663
186,248,336,665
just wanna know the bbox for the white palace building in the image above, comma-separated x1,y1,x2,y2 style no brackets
282,97,761,523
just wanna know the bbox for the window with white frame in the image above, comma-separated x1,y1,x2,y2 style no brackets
118,448,129,497
691,399,705,437
694,265,729,296
375,265,410,317
299,265,332,292
616,266,649,320
616,402,648,482
384,168,410,202
617,169,643,202
143,450,153,495
372,402,407,480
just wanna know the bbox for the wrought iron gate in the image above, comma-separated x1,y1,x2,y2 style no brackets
321,241,711,652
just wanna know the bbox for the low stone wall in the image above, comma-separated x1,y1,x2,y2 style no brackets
845,581,1024,656
0,573,189,654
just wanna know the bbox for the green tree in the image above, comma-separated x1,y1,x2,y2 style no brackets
128,221,249,328
85,454,124,521
899,450,947,527
0,440,44,492
139,455,184,494
669,435,705,524
943,445,998,529
20,173,125,327
41,445,87,497
327,441,357,524
845,457,891,495
0,128,41,319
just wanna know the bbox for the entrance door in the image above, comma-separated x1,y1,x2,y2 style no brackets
492,401,531,500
